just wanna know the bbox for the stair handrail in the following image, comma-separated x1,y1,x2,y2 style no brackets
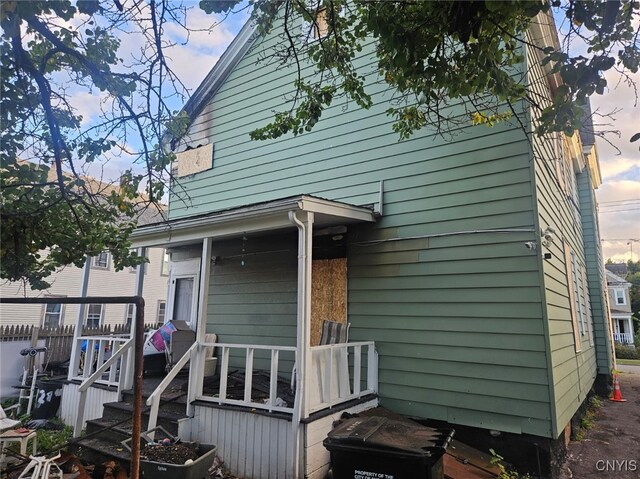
74,337,134,436
145,341,198,439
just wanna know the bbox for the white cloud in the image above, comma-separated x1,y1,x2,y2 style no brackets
67,91,110,126
599,157,638,180
164,7,237,50
163,48,222,91
596,180,640,261
585,51,640,263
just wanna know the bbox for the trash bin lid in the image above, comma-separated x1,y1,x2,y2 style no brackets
325,416,451,457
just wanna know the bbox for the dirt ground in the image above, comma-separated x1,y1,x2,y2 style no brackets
558,365,640,479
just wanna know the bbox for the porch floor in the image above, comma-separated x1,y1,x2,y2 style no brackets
134,372,189,400
201,370,295,408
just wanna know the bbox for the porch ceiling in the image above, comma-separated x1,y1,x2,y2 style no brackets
130,195,376,248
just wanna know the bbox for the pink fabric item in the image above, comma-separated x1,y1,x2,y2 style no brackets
149,322,176,352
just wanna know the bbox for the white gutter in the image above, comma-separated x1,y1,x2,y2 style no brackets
288,209,314,479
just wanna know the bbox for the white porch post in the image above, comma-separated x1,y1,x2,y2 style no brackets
187,238,213,416
68,257,91,380
290,210,314,479
123,247,147,391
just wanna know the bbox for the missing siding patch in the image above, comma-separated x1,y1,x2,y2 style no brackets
176,143,214,177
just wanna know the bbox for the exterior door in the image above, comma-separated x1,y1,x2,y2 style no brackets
166,259,200,331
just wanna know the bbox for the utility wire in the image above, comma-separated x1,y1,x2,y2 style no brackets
599,198,640,204
598,207,640,213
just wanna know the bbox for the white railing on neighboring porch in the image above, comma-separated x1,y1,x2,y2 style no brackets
197,343,298,414
613,332,634,344
69,335,133,387
308,341,377,414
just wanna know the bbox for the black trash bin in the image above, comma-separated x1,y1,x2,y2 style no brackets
31,379,64,419
323,416,454,479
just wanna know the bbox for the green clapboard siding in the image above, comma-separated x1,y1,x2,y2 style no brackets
526,41,598,438
577,170,613,374
173,23,569,438
206,234,298,374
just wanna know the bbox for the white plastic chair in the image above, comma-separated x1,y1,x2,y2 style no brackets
0,405,21,433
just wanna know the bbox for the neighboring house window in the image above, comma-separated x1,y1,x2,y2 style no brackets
312,7,329,39
125,304,135,327
93,252,110,269
157,300,166,324
161,250,170,276
42,301,63,328
86,304,104,328
614,289,626,305
302,1,330,42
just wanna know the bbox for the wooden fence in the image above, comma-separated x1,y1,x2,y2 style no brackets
0,323,158,367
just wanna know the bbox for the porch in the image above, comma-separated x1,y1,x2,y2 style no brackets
612,315,635,345
62,195,380,479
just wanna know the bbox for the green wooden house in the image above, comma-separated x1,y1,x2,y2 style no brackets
85,8,611,479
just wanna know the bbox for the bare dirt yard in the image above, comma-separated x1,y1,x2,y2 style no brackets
559,365,640,479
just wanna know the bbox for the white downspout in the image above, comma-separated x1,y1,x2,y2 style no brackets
289,209,314,479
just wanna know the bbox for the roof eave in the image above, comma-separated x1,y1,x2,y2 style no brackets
130,195,376,248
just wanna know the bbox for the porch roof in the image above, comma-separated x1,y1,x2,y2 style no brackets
130,194,376,248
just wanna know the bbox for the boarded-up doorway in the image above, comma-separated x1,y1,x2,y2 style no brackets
311,258,347,346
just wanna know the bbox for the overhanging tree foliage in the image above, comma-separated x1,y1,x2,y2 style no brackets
2,0,639,288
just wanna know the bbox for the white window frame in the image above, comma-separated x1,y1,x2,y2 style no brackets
166,259,200,330
92,252,110,269
41,299,64,328
614,288,626,305
86,304,104,328
156,300,166,325
125,303,135,326
581,267,594,346
564,244,581,352
570,252,586,336
161,249,170,276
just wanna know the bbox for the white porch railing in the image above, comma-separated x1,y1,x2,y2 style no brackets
70,335,133,387
145,340,377,436
613,332,634,344
146,342,198,438
308,341,378,414
196,343,297,414
74,337,134,436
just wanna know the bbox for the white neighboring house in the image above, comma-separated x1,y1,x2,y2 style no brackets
605,266,634,345
0,248,169,329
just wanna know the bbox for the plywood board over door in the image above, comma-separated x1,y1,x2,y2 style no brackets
311,258,347,346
